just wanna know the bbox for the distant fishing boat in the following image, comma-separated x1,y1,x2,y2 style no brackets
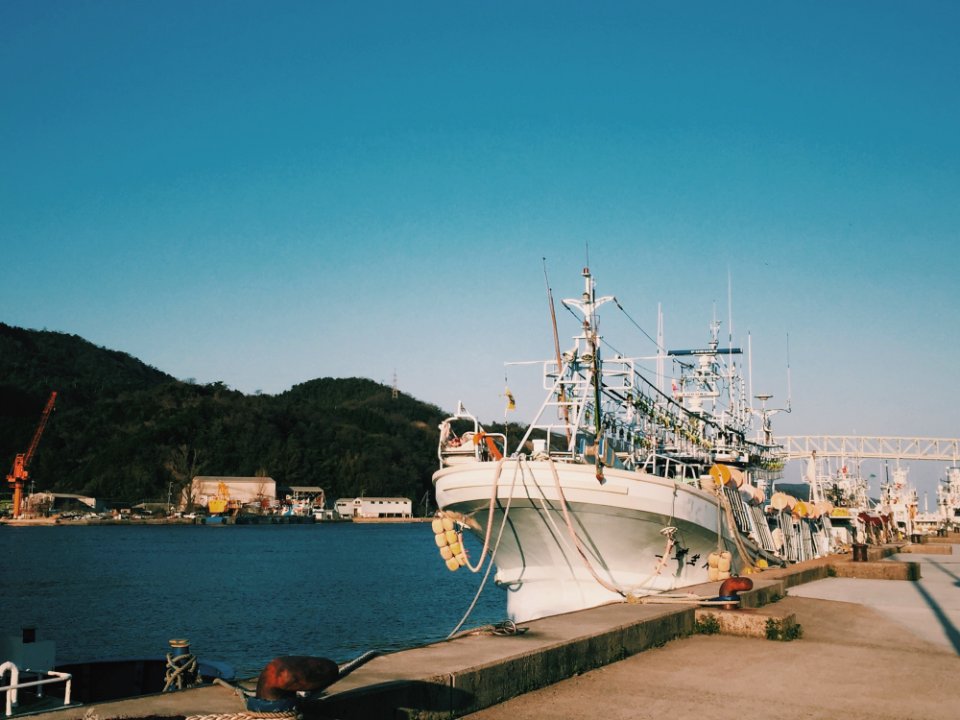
800,457,872,548
431,267,827,622
935,465,960,529
878,464,920,536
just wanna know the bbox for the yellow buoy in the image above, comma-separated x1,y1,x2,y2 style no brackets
431,518,444,534
710,464,732,486
708,566,720,582
708,551,720,568
440,545,453,560
445,557,460,571
434,533,448,548
448,542,462,556
718,552,732,573
442,516,456,532
444,529,459,545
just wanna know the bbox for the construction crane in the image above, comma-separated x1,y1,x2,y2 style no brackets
6,391,57,519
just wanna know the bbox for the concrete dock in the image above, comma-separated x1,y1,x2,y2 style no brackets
16,538,960,720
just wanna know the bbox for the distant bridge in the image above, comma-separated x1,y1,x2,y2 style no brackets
774,436,960,463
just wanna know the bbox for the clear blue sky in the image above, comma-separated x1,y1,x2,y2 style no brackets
3,1,958,498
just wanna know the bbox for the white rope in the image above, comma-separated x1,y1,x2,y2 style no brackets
546,456,626,597
186,712,299,720
523,458,581,563
460,458,506,573
639,594,741,606
446,459,520,638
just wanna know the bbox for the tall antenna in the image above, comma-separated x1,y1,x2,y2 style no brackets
727,268,734,348
392,370,398,400
656,302,664,394
727,269,735,409
785,333,792,412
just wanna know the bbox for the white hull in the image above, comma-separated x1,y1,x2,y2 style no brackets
434,459,758,621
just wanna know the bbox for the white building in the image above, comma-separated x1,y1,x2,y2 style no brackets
27,492,103,515
335,496,412,519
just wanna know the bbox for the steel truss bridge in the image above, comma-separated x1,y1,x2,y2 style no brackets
774,436,960,463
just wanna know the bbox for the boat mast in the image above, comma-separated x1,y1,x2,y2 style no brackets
543,258,571,442
562,267,615,482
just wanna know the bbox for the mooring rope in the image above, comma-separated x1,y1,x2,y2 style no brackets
546,456,626,597
445,458,521,638
163,651,199,692
460,458,506,572
186,712,299,720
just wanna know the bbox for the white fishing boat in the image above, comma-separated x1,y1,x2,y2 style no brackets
878,464,919,538
936,465,960,530
800,457,872,549
432,267,805,622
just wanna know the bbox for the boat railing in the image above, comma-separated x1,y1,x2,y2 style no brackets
0,662,72,717
637,453,703,485
438,404,510,466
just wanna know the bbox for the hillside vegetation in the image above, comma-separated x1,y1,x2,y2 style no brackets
0,323,471,509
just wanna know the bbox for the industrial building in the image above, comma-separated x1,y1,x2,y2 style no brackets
186,476,277,511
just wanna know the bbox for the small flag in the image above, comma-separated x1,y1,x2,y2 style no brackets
505,387,516,411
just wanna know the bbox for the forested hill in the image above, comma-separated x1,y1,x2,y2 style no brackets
0,322,455,508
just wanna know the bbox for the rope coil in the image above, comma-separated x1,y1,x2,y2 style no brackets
187,713,300,720
163,651,199,692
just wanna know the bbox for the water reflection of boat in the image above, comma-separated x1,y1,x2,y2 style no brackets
432,267,822,622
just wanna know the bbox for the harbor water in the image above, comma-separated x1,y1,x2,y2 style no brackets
0,522,506,678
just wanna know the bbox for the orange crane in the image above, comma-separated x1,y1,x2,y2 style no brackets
6,391,57,518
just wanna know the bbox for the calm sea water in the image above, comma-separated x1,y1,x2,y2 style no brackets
0,523,506,678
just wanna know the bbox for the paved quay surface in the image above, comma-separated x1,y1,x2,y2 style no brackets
465,545,960,720
19,540,960,720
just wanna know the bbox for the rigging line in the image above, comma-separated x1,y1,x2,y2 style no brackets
573,295,661,361
614,299,664,351
596,337,698,389
560,299,583,326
